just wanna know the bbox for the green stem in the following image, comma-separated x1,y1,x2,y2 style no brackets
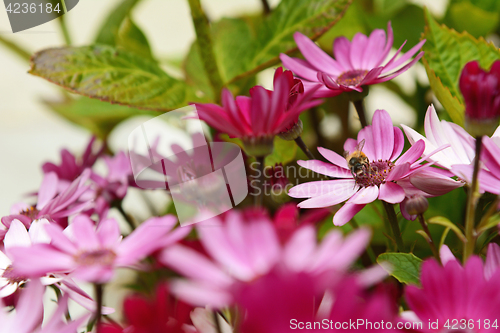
417,214,441,264
351,219,376,264
187,0,224,101
352,99,368,128
477,195,500,232
94,284,103,333
115,202,135,231
0,35,31,61
260,0,271,15
254,156,265,207
463,136,482,262
382,201,405,252
294,136,316,160
57,15,72,45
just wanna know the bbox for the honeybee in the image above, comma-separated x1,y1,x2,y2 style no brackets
345,139,370,178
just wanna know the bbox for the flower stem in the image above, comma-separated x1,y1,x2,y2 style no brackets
57,15,72,45
260,0,271,15
352,99,368,128
463,136,483,262
115,201,135,231
382,201,405,252
187,0,224,101
417,214,441,264
94,284,103,333
294,136,316,160
254,156,266,207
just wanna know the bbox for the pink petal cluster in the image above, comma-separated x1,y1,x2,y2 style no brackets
9,214,190,283
193,68,321,141
160,210,371,307
281,22,425,97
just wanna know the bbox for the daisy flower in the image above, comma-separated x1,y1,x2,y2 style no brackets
9,215,190,284
289,109,432,226
280,22,425,97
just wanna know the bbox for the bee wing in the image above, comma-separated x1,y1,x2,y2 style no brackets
355,139,365,152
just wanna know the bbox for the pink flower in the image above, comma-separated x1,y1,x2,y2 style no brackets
402,105,475,170
9,214,190,283
289,109,432,226
280,22,425,97
159,210,370,307
42,136,103,182
405,256,500,332
234,272,400,333
0,279,90,333
193,68,321,155
1,170,92,229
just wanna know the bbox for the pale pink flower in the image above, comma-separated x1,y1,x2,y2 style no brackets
404,255,500,332
9,214,190,283
280,22,425,97
289,109,435,226
402,105,475,170
159,210,370,307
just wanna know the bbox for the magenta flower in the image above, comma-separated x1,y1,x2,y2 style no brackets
460,60,500,136
280,22,425,97
9,214,190,283
193,68,322,155
405,256,500,332
159,210,370,307
235,272,400,333
42,136,103,182
289,109,432,226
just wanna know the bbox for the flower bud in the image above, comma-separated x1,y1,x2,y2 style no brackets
278,119,303,141
405,195,429,216
459,60,500,136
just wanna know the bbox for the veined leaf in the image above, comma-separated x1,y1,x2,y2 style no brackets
422,8,500,126
117,17,153,59
45,96,156,138
29,45,201,111
377,252,422,285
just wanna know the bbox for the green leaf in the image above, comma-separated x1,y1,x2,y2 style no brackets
95,0,142,45
446,0,500,38
265,137,297,166
45,96,155,138
377,253,422,285
29,45,201,111
116,17,153,59
422,8,500,126
427,216,467,242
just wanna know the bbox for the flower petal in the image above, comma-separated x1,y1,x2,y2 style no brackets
333,203,365,226
317,147,349,168
296,180,358,208
378,182,405,204
297,160,352,178
347,186,378,204
371,109,394,160
293,32,342,74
